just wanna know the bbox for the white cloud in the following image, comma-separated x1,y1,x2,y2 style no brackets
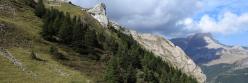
113,0,200,30
70,0,248,37
69,0,201,36
183,12,248,34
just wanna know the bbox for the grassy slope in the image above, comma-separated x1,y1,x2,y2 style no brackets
0,0,101,83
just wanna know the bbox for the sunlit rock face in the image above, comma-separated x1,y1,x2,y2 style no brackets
109,22,206,83
129,31,206,83
86,3,108,27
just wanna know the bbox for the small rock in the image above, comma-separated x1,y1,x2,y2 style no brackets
0,24,7,31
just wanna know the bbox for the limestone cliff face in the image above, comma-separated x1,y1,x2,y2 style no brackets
128,31,206,83
85,3,206,83
85,3,108,27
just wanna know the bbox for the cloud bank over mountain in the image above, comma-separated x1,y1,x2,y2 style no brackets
70,0,200,37
70,0,248,38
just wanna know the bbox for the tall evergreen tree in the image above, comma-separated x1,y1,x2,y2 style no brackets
105,57,120,83
35,0,45,17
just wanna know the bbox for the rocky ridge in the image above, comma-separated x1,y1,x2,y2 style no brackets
84,3,108,27
85,3,206,83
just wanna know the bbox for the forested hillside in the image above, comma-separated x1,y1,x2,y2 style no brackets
0,0,198,82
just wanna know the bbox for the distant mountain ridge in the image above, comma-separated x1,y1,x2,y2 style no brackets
171,33,248,83
171,33,248,65
171,33,224,64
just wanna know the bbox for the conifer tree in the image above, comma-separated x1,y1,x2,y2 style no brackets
35,0,45,17
58,16,73,43
72,17,86,47
105,57,119,83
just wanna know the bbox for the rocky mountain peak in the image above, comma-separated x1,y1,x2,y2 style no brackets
171,33,225,64
175,33,223,50
86,3,108,27
193,33,214,43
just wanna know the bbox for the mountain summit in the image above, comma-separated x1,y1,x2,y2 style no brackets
171,33,224,64
171,33,248,83
171,33,248,65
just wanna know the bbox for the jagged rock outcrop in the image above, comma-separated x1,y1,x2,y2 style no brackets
85,3,207,83
85,3,108,27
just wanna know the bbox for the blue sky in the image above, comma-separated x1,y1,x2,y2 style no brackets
193,0,248,46
214,32,248,46
69,0,248,46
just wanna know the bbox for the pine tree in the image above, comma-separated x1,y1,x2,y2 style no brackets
105,56,119,83
56,12,71,43
35,0,46,17
83,27,98,48
72,17,86,47
42,12,55,40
